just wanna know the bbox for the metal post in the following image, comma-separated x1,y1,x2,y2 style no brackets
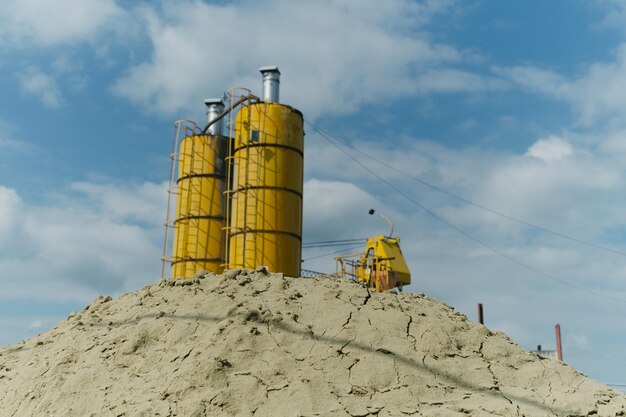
555,324,563,362
478,303,484,325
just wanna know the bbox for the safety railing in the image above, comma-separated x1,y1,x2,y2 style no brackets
160,120,202,279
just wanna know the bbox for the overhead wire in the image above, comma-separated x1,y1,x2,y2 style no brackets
303,242,366,249
306,122,626,259
305,121,626,305
301,244,364,262
303,238,366,245
302,238,366,249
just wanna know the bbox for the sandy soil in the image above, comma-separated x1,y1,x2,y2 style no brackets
0,269,623,416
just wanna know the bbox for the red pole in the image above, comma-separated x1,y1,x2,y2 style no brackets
555,324,563,362
478,303,484,325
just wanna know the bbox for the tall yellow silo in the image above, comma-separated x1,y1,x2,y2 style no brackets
171,99,229,278
227,67,304,276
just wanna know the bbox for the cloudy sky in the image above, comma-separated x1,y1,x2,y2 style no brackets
2,0,626,387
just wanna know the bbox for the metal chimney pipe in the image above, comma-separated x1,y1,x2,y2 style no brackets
259,66,280,103
204,98,225,135
477,303,484,325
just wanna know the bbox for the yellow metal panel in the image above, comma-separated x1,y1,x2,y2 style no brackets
172,217,224,277
233,146,303,191
228,102,304,276
229,233,301,276
378,237,411,286
230,189,302,234
172,134,228,278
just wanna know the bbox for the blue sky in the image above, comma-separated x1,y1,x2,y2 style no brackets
2,0,626,388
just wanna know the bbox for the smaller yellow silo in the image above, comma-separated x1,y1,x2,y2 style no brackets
171,99,229,278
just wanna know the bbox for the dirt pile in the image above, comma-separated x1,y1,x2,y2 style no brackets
0,270,623,417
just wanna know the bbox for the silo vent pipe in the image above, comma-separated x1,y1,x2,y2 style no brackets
260,66,280,103
204,98,225,135
201,94,259,135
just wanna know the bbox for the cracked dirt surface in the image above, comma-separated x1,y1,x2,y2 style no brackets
0,270,624,417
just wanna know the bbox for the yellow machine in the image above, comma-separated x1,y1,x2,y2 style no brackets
335,212,411,292
336,235,411,292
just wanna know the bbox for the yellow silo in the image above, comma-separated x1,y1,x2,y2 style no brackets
227,67,304,276
171,99,229,278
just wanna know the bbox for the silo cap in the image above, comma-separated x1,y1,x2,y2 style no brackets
204,98,224,107
259,65,280,75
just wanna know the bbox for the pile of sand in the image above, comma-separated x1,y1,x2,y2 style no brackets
0,269,624,417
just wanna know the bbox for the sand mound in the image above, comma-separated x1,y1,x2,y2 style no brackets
0,270,623,417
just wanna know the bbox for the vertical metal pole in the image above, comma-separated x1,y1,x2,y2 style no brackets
478,303,484,325
224,92,235,270
555,324,563,362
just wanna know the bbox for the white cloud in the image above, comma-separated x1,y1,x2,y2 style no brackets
453,144,621,238
303,179,391,241
111,0,497,118
69,181,167,225
0,0,132,109
16,66,64,108
29,320,43,330
0,0,127,47
594,0,626,30
567,333,591,351
497,43,626,126
0,317,52,345
526,135,573,162
0,134,39,154
598,128,626,153
0,120,43,172
496,65,568,97
0,187,22,236
415,68,506,93
0,181,168,303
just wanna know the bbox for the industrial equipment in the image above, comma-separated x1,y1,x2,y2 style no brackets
163,66,304,279
335,211,411,291
170,100,230,278
163,68,406,285
227,67,304,277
